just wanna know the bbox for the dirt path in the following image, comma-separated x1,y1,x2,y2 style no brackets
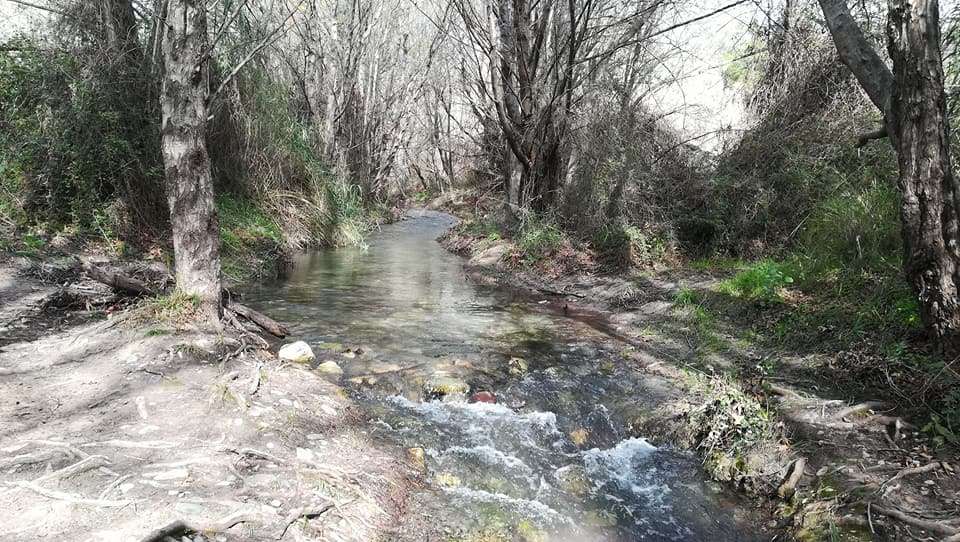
0,262,418,541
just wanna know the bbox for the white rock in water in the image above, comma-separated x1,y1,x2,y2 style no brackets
315,361,344,377
278,341,314,364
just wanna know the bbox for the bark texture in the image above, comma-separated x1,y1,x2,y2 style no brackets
818,0,960,353
160,0,223,324
887,0,960,353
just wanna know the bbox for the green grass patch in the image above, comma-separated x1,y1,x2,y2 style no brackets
217,194,284,282
144,291,201,324
718,260,795,302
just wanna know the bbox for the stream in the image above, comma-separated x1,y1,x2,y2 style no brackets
245,209,762,541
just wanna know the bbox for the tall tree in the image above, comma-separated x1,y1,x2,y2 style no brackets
819,0,960,353
160,0,223,325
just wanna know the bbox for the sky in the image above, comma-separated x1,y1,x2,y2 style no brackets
648,1,763,151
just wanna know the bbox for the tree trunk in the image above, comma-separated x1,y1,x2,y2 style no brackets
887,0,960,354
160,0,223,326
819,0,960,354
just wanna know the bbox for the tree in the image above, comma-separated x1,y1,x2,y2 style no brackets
160,0,223,325
818,0,960,354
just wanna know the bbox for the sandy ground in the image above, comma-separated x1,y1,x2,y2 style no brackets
0,260,419,542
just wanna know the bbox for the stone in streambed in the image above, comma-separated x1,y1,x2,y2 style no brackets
508,357,528,376
278,341,314,364
315,361,344,377
407,447,426,473
554,464,591,497
470,391,496,404
423,376,469,399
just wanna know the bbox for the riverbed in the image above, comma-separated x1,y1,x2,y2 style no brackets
245,209,762,541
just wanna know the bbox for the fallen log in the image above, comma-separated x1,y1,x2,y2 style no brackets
77,258,289,338
227,302,289,338
78,259,156,296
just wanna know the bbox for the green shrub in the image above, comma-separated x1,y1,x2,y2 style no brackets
592,224,667,267
516,217,564,263
0,43,164,235
719,260,796,302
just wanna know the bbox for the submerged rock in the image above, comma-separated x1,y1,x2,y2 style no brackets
424,376,469,399
470,391,497,404
278,341,314,364
554,464,591,497
315,361,344,377
407,447,426,473
508,357,529,376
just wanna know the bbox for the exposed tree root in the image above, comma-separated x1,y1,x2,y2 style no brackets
98,473,134,500
870,504,959,538
85,440,177,449
883,462,947,487
777,457,806,499
33,455,110,484
8,480,136,507
249,361,263,396
138,511,259,542
0,440,89,469
834,401,888,420
275,503,334,540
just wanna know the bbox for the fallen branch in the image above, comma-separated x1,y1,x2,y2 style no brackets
275,503,334,540
139,511,259,542
870,504,959,537
227,302,289,338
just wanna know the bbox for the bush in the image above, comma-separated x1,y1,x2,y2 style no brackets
516,217,564,263
0,42,165,237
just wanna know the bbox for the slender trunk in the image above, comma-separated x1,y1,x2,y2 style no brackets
160,0,222,325
887,0,960,354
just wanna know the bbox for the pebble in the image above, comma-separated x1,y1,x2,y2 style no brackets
270,499,282,507
150,468,188,481
296,447,314,462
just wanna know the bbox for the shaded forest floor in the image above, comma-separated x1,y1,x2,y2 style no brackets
0,256,420,541
437,196,960,541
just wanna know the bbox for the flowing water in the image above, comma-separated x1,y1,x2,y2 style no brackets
245,210,762,541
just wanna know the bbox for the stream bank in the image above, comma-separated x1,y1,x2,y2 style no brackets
0,256,420,541
439,206,960,541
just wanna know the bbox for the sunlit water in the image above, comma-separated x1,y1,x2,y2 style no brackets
245,209,761,541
